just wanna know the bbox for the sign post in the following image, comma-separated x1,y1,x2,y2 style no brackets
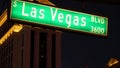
10,0,108,36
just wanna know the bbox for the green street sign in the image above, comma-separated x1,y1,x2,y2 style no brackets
10,0,108,36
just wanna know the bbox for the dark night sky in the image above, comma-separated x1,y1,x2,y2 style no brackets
51,0,120,68
1,0,120,68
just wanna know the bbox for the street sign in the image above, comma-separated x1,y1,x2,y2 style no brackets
10,0,108,36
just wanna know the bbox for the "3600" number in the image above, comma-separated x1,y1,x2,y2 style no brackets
91,26,104,34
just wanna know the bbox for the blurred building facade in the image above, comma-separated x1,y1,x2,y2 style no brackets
0,10,61,68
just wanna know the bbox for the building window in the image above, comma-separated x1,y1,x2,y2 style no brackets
52,34,56,68
30,30,35,68
39,32,47,68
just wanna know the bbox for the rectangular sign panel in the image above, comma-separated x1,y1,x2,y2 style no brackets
10,0,108,36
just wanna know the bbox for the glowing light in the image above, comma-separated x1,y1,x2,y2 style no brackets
0,24,23,45
14,24,23,32
0,9,7,27
107,58,119,67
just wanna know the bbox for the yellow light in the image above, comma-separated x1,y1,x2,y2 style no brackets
0,9,7,27
0,24,23,45
107,58,119,67
14,24,23,32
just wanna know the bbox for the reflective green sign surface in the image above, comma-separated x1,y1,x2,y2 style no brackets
10,0,108,36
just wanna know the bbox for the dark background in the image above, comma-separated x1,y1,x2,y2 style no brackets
0,0,120,68
50,0,120,68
